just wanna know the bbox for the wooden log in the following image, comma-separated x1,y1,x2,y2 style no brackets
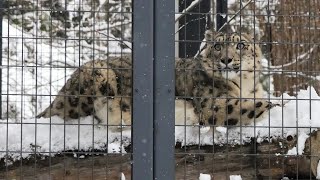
1,132,320,179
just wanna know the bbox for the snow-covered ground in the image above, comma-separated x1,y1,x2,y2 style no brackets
317,160,320,179
0,116,130,161
199,173,211,180
230,175,242,180
1,19,130,120
1,87,320,162
176,86,320,146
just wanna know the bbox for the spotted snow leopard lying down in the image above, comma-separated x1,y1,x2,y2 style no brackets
37,30,278,131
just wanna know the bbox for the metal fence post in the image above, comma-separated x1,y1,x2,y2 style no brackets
154,0,175,179
132,0,154,179
216,0,228,30
0,0,3,119
133,0,175,178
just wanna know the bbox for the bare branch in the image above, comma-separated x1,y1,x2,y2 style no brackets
69,21,131,33
262,70,319,81
175,0,203,23
97,32,132,50
217,0,253,32
263,45,318,69
175,16,207,35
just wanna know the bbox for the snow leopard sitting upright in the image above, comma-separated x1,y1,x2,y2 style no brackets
190,30,277,127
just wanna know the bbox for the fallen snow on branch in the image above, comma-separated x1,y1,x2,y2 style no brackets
175,0,202,23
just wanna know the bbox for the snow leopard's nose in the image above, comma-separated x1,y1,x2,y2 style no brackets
221,58,232,65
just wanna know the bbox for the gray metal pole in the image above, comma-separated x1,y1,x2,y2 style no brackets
0,0,3,119
132,0,154,179
154,0,175,179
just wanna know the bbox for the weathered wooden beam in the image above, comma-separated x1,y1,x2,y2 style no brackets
2,131,320,179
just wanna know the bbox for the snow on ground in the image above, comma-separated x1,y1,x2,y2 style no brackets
177,86,320,146
121,172,126,180
286,132,309,155
230,175,242,180
0,116,130,161
1,87,320,161
2,19,75,119
1,19,130,119
317,160,320,179
199,173,211,180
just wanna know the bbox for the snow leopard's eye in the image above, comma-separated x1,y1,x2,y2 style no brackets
214,44,222,51
236,42,245,50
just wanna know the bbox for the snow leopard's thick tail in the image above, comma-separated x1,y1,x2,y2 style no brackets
36,105,58,118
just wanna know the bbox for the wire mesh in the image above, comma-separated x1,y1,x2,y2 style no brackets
175,0,320,179
1,0,320,179
1,0,132,179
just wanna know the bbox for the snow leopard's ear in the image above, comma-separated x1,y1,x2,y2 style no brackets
248,30,261,42
204,29,216,42
199,30,216,58
242,32,262,58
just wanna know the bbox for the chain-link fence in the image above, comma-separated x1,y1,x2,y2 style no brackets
1,0,320,179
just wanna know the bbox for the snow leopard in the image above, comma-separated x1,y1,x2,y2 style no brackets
37,31,277,131
36,57,132,130
191,30,277,127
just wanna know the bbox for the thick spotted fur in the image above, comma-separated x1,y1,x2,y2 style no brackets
37,57,132,130
196,30,277,128
37,31,277,132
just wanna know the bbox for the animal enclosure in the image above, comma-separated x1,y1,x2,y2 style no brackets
1,0,320,179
